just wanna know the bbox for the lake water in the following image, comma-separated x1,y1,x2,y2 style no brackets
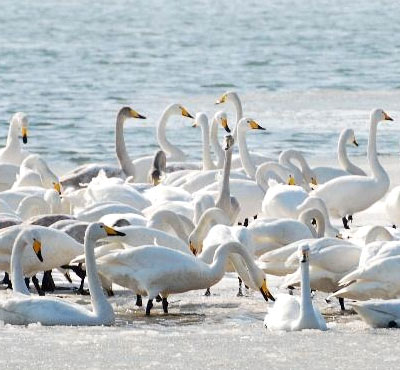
1,0,400,172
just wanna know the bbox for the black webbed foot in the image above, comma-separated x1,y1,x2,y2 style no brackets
204,288,211,296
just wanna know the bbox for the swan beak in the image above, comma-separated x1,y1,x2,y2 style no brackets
353,139,359,147
311,177,318,186
215,94,227,104
180,107,194,119
384,112,393,121
336,233,343,239
260,279,275,302
21,127,28,144
53,182,61,194
287,175,296,186
249,120,266,130
129,109,146,119
33,239,43,262
104,225,126,237
221,117,231,133
189,241,197,256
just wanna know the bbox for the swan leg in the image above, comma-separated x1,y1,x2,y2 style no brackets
105,287,114,297
339,297,345,311
253,215,258,220
155,294,162,302
243,218,249,227
162,297,169,314
237,277,243,297
63,271,72,284
24,277,30,289
204,288,211,296
1,272,10,286
348,215,353,223
393,225,397,229
388,321,398,328
342,217,350,229
136,295,142,307
41,270,56,292
32,275,45,296
146,299,153,316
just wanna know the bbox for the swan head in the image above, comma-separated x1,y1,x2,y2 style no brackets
287,175,296,185
119,107,146,120
149,150,166,186
22,229,43,262
255,270,275,302
237,117,266,132
11,112,29,144
188,237,202,256
371,109,393,123
223,135,234,151
192,112,208,128
86,222,126,241
347,129,359,147
214,111,230,133
298,243,310,263
215,91,238,105
167,104,194,119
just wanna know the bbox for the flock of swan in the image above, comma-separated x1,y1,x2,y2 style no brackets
0,91,400,331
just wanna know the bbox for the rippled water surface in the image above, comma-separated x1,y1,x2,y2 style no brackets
1,0,400,171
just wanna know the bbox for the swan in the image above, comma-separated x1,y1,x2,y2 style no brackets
75,202,142,222
311,128,366,183
313,109,392,229
0,112,29,166
262,184,339,237
331,254,400,301
96,241,274,315
210,111,230,168
385,186,400,227
350,299,400,328
264,243,327,331
0,223,124,325
12,154,61,193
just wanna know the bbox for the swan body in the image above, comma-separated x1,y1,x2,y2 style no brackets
264,244,327,331
313,109,392,219
0,112,29,166
0,163,19,191
0,223,122,325
350,299,400,328
385,186,400,227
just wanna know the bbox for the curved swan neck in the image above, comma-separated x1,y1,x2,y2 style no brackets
148,210,191,241
16,196,50,220
255,162,287,192
299,209,325,238
215,145,233,212
157,105,185,161
192,208,231,244
210,117,224,168
238,126,256,179
338,129,366,175
84,226,113,317
115,112,136,177
10,231,31,295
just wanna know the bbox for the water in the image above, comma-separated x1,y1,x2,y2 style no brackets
1,0,400,172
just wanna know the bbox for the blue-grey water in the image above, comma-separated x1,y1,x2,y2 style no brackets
1,0,400,172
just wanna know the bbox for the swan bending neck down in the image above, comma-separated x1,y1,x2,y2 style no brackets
0,223,125,326
264,243,327,331
337,128,366,176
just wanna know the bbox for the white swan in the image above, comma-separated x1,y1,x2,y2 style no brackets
0,223,123,325
0,112,29,165
210,111,230,168
264,243,327,331
262,183,339,237
313,109,392,228
12,154,61,193
385,187,400,227
96,241,274,315
350,299,400,328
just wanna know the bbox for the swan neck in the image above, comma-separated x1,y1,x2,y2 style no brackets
200,120,215,170
84,231,113,317
238,128,256,179
299,258,314,317
7,119,20,147
194,209,231,244
17,196,50,221
115,113,136,177
216,147,232,211
255,162,287,192
10,233,30,295
231,96,243,141
210,118,224,168
368,119,387,181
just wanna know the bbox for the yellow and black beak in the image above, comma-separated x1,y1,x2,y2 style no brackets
287,175,296,186
353,139,359,147
221,117,231,133
104,225,126,237
311,177,318,186
260,279,275,302
384,112,394,121
129,109,146,119
180,107,194,119
22,127,28,144
53,182,61,194
32,239,43,262
249,120,266,130
215,94,227,105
